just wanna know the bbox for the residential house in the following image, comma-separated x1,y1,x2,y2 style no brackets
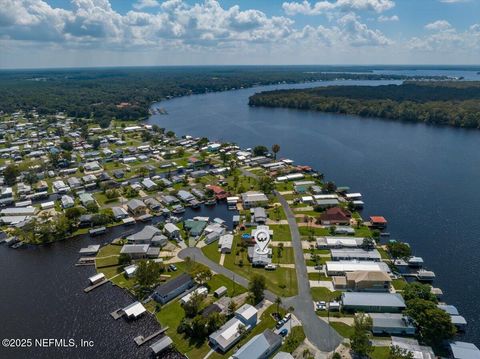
79,193,95,207
126,225,167,247
232,329,282,359
326,261,390,276
61,195,75,209
316,237,364,249
120,244,149,259
331,248,382,262
342,292,406,313
207,185,228,200
319,207,351,225
153,273,194,304
241,191,268,209
112,206,128,220
251,207,267,224
184,219,207,237
141,178,156,191
218,234,234,254
369,313,416,336
333,271,392,292
164,222,181,240
126,199,147,216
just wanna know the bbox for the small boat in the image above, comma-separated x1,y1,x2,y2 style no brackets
172,205,185,214
11,242,24,249
205,198,217,206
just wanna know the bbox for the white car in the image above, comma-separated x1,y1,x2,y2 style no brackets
265,264,277,271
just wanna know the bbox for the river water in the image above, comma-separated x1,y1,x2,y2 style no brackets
147,72,480,345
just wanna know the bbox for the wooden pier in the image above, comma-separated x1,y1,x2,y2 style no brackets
75,257,96,266
110,308,124,320
84,279,108,293
134,327,168,346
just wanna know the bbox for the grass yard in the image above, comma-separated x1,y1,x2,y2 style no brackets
272,247,295,264
155,301,211,358
392,278,407,291
308,272,332,281
299,226,330,237
269,224,292,241
280,326,306,353
330,322,354,338
370,347,391,359
267,205,287,221
201,243,221,263
206,274,247,297
311,287,341,302
223,237,298,296
355,226,373,237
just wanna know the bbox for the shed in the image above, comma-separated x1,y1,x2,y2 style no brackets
214,286,228,298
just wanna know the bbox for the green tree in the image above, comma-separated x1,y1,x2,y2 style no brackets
258,175,274,194
389,345,414,359
3,164,19,185
403,282,438,303
275,296,282,314
249,274,266,304
387,241,412,260
183,291,204,318
271,144,280,160
135,260,162,288
253,145,268,156
350,313,373,357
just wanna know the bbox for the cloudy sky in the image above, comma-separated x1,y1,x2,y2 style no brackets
0,0,479,68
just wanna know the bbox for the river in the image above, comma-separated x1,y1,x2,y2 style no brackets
148,72,480,345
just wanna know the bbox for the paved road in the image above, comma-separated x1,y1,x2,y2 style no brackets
276,192,342,352
177,247,277,302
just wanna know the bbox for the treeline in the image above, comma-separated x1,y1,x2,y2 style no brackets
248,81,480,129
0,67,444,126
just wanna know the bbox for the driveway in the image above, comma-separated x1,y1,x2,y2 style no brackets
276,192,342,352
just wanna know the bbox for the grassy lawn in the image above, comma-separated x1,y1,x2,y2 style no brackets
267,206,287,221
95,244,122,269
206,274,247,297
330,322,354,338
308,272,332,281
272,247,295,264
370,347,391,359
155,301,211,358
378,247,391,260
223,238,298,296
392,278,407,291
280,326,306,353
201,243,221,263
303,249,330,255
93,192,120,206
355,226,372,237
311,287,341,302
305,254,331,267
269,224,292,241
299,226,330,237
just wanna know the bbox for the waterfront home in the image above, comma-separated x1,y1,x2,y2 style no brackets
276,173,304,182
450,342,480,359
370,216,388,228
315,198,340,209
160,194,180,206
369,313,416,336
178,190,195,203
120,244,149,259
209,304,258,353
316,236,364,249
241,191,268,209
391,338,435,359
342,293,406,313
126,226,167,246
319,207,351,225
112,206,128,220
232,329,282,359
333,271,391,292
331,248,381,262
218,234,234,253
126,199,147,216
207,185,228,200
326,261,391,276
184,219,207,237
79,214,93,228
334,226,355,235
149,336,173,356
144,197,162,211
153,273,194,304
251,207,267,224
204,223,227,244
164,222,181,240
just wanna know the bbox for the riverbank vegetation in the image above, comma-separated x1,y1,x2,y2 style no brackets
0,67,442,127
249,81,480,129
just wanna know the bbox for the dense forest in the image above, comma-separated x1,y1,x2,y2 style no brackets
0,66,444,127
248,81,480,129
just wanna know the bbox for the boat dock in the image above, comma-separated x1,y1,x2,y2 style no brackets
84,279,108,293
110,308,124,320
134,327,168,346
76,257,96,266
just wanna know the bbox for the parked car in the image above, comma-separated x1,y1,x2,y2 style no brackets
279,328,288,337
265,264,277,271
276,319,285,329
168,264,177,272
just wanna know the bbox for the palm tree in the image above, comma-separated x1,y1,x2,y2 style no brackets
271,144,280,160
275,296,282,315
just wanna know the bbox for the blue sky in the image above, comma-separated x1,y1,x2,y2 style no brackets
0,0,479,68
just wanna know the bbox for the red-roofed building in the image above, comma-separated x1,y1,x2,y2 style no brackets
319,207,352,225
207,185,228,200
370,216,388,228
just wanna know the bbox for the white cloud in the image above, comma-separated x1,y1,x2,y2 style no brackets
378,14,398,22
282,0,395,16
424,20,452,31
439,0,469,3
133,0,160,10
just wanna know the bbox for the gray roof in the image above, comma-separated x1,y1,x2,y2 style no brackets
120,244,149,254
342,293,406,308
155,273,192,297
127,198,145,210
127,225,161,242
233,329,282,359
150,336,173,354
450,342,480,359
331,248,381,261
369,313,415,329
